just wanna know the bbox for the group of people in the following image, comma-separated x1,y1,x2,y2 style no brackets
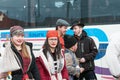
0,19,98,80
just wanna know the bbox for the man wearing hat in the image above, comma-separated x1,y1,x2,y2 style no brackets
56,19,70,48
70,20,98,80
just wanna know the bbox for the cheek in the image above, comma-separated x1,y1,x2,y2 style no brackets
11,37,16,42
21,38,24,41
55,41,58,45
64,28,67,31
74,45,77,50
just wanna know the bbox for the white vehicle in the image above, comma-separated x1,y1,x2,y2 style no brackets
0,0,120,80
1,25,120,80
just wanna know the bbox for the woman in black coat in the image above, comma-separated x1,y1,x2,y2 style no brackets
8,26,40,80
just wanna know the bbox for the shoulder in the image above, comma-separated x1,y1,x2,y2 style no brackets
86,36,94,42
108,32,120,46
35,49,44,58
64,49,70,53
25,42,33,47
61,49,65,57
109,32,120,41
25,42,33,50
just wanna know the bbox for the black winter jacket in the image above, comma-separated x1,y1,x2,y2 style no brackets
74,30,98,71
11,42,40,80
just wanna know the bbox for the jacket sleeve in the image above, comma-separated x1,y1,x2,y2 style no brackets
64,53,79,76
84,38,98,61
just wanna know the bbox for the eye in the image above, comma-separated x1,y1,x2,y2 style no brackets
48,38,58,41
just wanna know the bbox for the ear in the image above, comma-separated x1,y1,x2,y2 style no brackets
57,26,61,29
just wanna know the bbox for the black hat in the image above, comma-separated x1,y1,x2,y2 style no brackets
56,19,70,27
70,20,85,30
64,34,77,48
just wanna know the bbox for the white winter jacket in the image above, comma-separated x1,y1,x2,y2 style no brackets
106,32,120,78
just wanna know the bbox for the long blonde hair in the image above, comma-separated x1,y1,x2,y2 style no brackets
21,42,30,58
11,39,30,58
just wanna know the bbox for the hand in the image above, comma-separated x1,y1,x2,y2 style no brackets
80,67,84,73
0,72,8,79
79,57,85,63
117,77,120,80
76,73,80,78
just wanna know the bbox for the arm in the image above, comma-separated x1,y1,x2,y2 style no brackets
31,52,41,80
83,38,98,61
0,72,8,79
64,53,80,77
36,57,51,80
26,42,40,80
106,36,120,78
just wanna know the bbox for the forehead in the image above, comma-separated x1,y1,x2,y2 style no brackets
73,25,82,29
12,34,24,37
58,26,67,29
48,37,58,39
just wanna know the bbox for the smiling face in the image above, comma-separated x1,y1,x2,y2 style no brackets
48,37,58,48
11,34,24,46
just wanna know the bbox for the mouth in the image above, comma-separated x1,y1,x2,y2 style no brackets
51,44,56,46
17,40,22,43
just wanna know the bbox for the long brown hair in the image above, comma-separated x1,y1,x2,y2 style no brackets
43,38,61,60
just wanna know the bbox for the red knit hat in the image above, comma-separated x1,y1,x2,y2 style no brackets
10,25,24,37
46,30,58,38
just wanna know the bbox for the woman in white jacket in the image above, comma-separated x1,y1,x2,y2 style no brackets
0,47,8,80
105,31,120,79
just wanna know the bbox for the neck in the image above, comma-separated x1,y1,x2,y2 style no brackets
15,45,22,50
78,32,82,36
57,30,62,37
69,47,75,53
50,47,55,53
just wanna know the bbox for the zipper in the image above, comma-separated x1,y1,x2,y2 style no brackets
81,43,84,53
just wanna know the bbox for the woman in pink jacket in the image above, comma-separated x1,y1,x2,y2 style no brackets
36,30,69,80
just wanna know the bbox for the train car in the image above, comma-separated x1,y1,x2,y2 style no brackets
0,0,120,80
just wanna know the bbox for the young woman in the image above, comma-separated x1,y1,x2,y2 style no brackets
36,30,69,80
7,26,40,80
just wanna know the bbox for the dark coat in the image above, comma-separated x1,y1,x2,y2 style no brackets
74,30,98,71
11,42,40,80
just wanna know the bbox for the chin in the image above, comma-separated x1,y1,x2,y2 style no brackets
51,46,56,48
16,43,22,46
